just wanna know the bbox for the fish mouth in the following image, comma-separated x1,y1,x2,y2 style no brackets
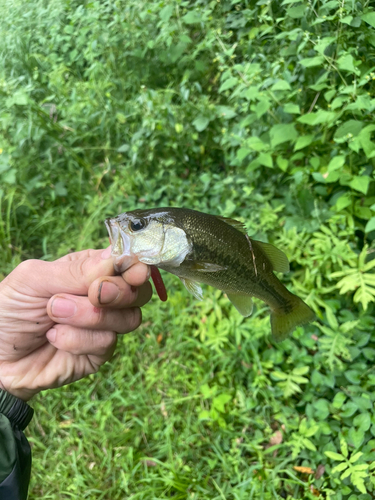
105,218,133,273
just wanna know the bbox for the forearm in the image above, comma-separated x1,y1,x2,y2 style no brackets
0,389,34,500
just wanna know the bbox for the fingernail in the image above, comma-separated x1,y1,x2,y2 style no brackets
98,281,120,304
101,246,112,260
47,328,57,343
51,297,77,318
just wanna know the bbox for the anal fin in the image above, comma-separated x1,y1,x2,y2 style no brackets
227,293,253,317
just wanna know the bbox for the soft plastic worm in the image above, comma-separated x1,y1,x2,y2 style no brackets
150,265,168,302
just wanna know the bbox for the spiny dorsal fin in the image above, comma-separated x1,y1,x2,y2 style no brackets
216,216,247,234
254,240,290,274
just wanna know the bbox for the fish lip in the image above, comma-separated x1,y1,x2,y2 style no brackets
105,218,132,272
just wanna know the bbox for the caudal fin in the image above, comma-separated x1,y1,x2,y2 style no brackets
270,295,315,342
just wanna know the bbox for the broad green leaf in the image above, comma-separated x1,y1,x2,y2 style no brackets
287,4,307,18
298,114,319,125
348,428,364,448
247,136,268,152
253,98,271,118
331,96,347,110
328,155,345,172
258,153,273,168
276,156,288,171
332,392,346,409
340,15,353,25
337,54,360,75
192,116,210,132
271,371,288,381
365,217,375,233
175,123,183,134
1,169,16,184
5,91,28,106
159,5,174,22
315,36,336,55
198,410,211,420
294,135,314,150
362,12,375,28
325,451,345,461
334,193,351,211
219,77,238,93
302,438,317,451
55,182,67,197
298,110,336,125
216,106,236,119
334,120,363,140
349,175,371,195
332,462,348,473
293,366,309,376
182,11,202,24
283,103,300,114
237,148,251,161
314,399,329,420
340,401,358,418
299,56,325,67
351,476,367,495
325,307,338,330
346,94,372,111
353,413,371,431
271,80,291,91
270,123,298,147
212,393,231,413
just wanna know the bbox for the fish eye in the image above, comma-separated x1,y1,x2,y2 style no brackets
130,219,146,232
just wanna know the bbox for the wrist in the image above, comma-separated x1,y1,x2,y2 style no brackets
0,378,34,402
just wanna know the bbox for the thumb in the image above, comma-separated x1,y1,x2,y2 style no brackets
44,247,116,296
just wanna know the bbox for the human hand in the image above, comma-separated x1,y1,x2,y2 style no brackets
0,248,151,401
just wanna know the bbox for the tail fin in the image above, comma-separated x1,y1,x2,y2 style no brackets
270,295,315,342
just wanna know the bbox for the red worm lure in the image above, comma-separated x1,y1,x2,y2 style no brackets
150,265,168,302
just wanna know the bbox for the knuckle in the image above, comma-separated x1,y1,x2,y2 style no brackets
92,306,105,328
95,331,116,355
16,259,43,275
127,307,142,332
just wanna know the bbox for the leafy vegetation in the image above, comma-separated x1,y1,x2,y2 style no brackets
1,0,375,497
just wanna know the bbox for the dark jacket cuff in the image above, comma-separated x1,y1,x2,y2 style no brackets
0,389,34,430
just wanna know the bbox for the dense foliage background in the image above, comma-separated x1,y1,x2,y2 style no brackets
1,0,375,498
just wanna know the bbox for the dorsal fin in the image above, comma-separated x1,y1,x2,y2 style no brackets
216,216,247,234
254,240,290,273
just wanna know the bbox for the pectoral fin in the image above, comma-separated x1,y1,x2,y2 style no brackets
192,262,227,272
227,293,253,317
180,278,203,300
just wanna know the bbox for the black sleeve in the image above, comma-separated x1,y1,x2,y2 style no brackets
0,389,34,500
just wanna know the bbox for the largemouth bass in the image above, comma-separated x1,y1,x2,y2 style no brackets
105,207,315,341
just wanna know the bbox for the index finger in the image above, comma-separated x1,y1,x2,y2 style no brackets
122,262,150,287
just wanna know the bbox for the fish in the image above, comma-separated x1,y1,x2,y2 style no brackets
105,207,315,341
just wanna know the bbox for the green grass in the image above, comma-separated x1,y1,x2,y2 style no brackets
26,291,323,500
1,0,375,497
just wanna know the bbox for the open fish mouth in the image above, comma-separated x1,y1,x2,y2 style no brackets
105,218,133,272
